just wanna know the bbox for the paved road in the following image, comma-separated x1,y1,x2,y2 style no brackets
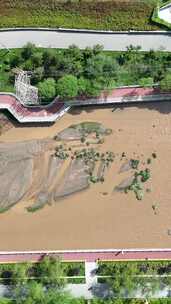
0,30,171,51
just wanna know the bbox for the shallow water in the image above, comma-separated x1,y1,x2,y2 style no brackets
0,102,171,250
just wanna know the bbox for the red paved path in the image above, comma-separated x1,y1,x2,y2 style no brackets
1,250,171,263
0,87,168,122
0,94,65,122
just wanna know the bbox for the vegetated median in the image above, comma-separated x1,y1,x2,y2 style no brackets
0,0,161,31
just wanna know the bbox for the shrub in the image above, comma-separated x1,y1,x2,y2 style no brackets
56,74,78,99
139,77,154,87
160,72,171,91
85,79,101,97
38,78,56,101
21,43,35,60
152,152,157,158
77,77,88,95
130,159,140,170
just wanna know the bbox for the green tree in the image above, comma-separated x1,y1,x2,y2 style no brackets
42,49,61,77
84,54,118,89
13,282,45,304
66,45,83,61
139,77,154,87
0,298,13,304
44,289,85,304
31,52,43,68
160,72,171,91
38,78,56,101
56,74,78,99
36,256,66,288
21,43,35,61
98,262,139,298
138,277,160,299
78,77,88,95
85,79,101,97
61,57,83,77
0,262,30,286
32,66,44,84
93,44,104,55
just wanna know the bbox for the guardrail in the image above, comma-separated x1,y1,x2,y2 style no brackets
0,248,171,255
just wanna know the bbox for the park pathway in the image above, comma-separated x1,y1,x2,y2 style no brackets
1,29,171,51
0,87,171,122
1,249,171,263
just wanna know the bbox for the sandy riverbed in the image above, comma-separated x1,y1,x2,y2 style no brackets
0,102,171,250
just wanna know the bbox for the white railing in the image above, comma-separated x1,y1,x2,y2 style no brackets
0,248,171,254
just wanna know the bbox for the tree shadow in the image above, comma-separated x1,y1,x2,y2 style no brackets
69,104,118,115
119,89,171,114
91,283,113,299
134,100,171,114
69,100,171,116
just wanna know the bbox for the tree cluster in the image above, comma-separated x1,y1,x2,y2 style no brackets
97,261,171,298
0,257,85,304
3,43,171,102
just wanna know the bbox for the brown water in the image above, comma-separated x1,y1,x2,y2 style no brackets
0,102,171,250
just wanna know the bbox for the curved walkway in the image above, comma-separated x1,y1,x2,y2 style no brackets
0,93,70,122
1,29,171,51
0,87,171,123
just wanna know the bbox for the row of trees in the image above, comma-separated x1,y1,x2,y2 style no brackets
3,43,171,103
0,257,170,303
0,256,85,304
97,261,171,298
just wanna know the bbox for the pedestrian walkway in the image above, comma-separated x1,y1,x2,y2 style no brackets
0,87,171,123
85,262,98,286
1,249,171,264
0,93,70,122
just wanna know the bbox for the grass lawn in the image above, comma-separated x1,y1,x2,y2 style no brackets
0,0,162,31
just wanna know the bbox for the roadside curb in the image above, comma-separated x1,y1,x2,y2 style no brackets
0,27,171,35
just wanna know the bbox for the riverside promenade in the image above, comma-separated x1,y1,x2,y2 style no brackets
0,87,171,123
1,249,171,263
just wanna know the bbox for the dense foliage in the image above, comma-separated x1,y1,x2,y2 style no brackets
97,261,171,298
0,257,86,303
0,0,160,31
91,300,171,304
1,44,171,103
0,258,171,303
0,257,85,286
